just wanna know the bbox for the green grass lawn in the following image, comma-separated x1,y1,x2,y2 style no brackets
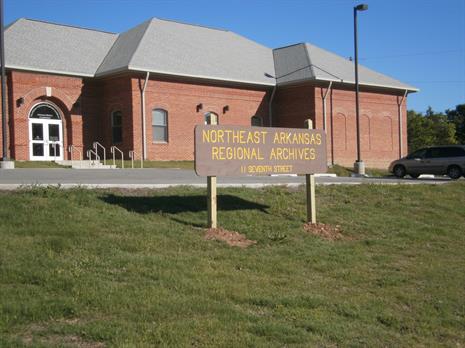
14,161,69,169
327,164,390,177
111,160,194,170
1,184,464,347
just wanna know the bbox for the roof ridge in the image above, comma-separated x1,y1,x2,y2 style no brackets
302,43,316,78
273,42,306,51
228,31,272,51
127,19,155,70
19,18,116,35
305,42,407,85
5,17,22,31
96,19,152,76
153,17,229,32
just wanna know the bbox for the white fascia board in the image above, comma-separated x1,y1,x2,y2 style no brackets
315,77,419,92
128,66,276,87
6,64,94,77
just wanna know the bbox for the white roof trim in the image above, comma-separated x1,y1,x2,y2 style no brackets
315,77,419,92
6,64,94,77
128,66,276,86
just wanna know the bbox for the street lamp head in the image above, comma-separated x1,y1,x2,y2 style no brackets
355,4,368,11
264,72,276,79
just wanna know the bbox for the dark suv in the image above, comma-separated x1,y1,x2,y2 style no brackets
388,145,465,179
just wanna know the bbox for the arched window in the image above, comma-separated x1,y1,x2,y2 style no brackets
111,111,123,144
152,108,168,142
29,103,61,120
251,116,262,127
204,112,218,125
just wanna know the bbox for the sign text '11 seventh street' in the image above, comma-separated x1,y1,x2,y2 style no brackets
194,125,327,176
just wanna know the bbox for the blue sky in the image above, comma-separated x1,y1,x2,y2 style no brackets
5,0,465,113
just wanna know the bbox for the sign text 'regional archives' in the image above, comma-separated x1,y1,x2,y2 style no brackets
195,125,327,176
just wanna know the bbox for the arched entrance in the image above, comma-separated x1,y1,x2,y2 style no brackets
28,103,64,161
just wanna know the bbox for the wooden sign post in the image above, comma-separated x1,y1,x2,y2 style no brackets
206,114,217,228
305,119,316,224
194,122,327,228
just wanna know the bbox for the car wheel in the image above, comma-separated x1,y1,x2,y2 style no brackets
409,173,420,179
447,165,462,180
393,165,406,178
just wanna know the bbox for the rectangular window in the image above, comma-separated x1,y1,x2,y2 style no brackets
152,109,168,142
251,116,262,127
112,111,123,144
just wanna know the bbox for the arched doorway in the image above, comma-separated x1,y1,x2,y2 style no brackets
28,103,64,161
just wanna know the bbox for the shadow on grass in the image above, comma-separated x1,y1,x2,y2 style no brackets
101,194,270,217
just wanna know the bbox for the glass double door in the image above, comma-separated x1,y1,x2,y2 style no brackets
29,119,63,161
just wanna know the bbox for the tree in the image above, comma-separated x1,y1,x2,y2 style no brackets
407,107,457,153
446,104,465,144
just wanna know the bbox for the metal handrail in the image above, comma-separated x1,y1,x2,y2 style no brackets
110,146,124,168
129,150,135,169
87,149,100,161
68,145,82,168
93,141,106,165
128,150,144,169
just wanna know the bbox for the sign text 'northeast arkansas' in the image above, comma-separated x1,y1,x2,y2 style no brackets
195,125,327,176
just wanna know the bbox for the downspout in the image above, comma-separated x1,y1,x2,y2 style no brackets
321,81,333,131
268,85,276,127
141,72,150,160
397,89,408,158
321,81,332,166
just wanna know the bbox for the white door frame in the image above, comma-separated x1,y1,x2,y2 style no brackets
28,103,64,161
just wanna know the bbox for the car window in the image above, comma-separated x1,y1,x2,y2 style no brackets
425,148,443,159
407,149,427,159
446,147,465,157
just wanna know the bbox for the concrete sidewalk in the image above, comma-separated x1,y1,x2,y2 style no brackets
0,168,453,190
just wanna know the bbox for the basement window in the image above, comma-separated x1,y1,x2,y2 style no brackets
152,109,168,142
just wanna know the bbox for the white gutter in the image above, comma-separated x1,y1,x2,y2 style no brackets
397,89,408,158
141,72,150,160
268,86,277,126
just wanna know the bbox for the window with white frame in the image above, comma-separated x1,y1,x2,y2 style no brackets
152,108,168,142
111,110,123,144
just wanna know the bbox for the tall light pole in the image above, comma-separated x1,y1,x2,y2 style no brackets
0,0,7,163
353,3,368,176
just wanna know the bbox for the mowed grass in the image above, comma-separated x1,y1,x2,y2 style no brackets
0,184,464,347
112,160,194,170
327,164,390,177
14,161,69,169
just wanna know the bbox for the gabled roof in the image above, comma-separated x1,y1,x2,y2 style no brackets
5,18,117,77
96,18,275,85
273,43,418,91
5,18,417,92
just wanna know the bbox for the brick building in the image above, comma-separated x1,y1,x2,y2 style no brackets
2,18,417,168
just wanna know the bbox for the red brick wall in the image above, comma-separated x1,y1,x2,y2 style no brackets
314,86,408,168
2,69,408,168
130,76,270,160
98,76,133,158
272,84,315,128
273,83,408,169
6,70,86,160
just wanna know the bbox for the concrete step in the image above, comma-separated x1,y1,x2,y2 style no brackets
56,160,116,169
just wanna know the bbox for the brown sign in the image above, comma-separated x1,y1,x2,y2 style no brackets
195,125,327,176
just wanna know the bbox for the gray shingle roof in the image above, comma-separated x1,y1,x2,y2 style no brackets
273,43,418,91
5,18,417,91
97,18,275,85
5,18,117,77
